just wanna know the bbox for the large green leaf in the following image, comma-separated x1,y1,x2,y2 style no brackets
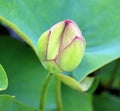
0,95,39,111
1,0,120,82
62,84,93,111
97,59,120,89
0,64,8,91
0,37,93,111
0,0,120,81
93,92,120,111
0,37,56,110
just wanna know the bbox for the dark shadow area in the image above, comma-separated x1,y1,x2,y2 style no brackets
0,24,9,36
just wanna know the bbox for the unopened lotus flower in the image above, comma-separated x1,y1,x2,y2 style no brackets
38,20,86,73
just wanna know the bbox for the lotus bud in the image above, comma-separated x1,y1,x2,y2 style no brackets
38,20,85,73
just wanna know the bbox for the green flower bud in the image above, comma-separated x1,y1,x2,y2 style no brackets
38,20,85,73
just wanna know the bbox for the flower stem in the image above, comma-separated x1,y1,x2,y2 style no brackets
56,77,63,111
39,73,52,111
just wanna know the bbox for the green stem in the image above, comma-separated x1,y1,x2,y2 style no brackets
39,73,52,111
56,77,63,111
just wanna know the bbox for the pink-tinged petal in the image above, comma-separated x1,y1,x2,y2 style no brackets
47,21,65,60
56,37,85,72
38,30,50,61
60,20,83,51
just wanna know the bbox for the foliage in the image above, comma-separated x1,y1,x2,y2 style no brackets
0,0,120,111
